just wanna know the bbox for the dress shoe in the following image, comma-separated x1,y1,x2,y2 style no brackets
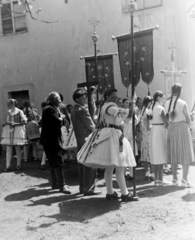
83,190,102,196
125,174,133,181
106,191,120,200
51,184,59,190
4,166,11,172
181,179,194,188
60,185,71,194
144,176,151,181
121,192,134,202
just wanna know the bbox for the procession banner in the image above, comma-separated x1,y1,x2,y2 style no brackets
116,29,154,88
85,55,114,95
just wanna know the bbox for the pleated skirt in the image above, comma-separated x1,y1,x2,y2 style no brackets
77,128,136,168
167,121,194,164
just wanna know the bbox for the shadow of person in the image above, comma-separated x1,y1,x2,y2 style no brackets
4,187,79,203
182,192,195,202
46,197,121,224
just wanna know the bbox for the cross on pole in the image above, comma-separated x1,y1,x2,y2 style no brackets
168,43,177,63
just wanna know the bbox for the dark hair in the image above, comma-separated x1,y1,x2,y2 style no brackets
152,91,164,110
122,98,129,104
72,88,86,102
41,101,48,108
7,99,17,107
23,100,31,119
104,88,117,101
166,83,182,120
23,100,30,108
150,91,164,119
141,96,153,118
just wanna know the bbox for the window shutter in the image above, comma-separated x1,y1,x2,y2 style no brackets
1,3,13,35
13,1,27,33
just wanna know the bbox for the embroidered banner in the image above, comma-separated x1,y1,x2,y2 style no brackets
85,55,115,95
117,29,154,88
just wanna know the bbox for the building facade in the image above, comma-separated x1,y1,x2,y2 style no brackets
0,0,195,127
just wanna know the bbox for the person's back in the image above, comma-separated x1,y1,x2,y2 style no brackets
71,104,94,151
165,97,186,122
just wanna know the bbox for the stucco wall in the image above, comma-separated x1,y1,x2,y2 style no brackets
0,0,194,127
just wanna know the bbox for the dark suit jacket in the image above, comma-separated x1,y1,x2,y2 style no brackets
40,103,63,147
71,104,95,151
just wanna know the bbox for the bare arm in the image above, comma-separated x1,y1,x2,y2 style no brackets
183,104,191,128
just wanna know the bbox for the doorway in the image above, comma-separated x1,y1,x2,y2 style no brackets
8,90,30,110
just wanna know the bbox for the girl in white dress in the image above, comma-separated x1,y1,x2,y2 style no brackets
2,99,27,171
150,91,169,186
78,89,137,201
165,83,194,187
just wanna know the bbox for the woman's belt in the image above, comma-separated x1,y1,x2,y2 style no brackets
107,124,123,132
152,123,164,125
104,124,124,152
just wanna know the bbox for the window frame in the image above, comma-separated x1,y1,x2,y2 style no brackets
1,0,28,37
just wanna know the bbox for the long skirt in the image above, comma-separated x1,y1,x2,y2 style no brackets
150,125,167,165
77,128,136,169
167,121,194,165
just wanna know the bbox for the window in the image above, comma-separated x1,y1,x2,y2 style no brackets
1,1,27,36
122,0,163,13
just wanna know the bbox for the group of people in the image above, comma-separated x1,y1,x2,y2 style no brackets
1,82,194,201
1,96,74,172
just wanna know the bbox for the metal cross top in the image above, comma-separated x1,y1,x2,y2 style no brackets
169,43,177,62
88,16,100,33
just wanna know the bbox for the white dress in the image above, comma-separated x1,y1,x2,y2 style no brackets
77,102,136,168
150,103,167,165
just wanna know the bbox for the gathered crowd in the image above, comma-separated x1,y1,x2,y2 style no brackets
1,83,195,201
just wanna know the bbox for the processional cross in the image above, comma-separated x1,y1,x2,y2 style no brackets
77,16,100,116
78,16,117,116
161,43,186,98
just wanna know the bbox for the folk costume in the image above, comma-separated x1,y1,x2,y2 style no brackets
77,102,136,169
71,103,97,194
2,107,27,171
23,108,40,142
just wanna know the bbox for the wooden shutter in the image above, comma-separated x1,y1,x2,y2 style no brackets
1,3,13,35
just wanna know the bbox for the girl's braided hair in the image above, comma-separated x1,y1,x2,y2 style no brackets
166,83,182,120
150,91,164,119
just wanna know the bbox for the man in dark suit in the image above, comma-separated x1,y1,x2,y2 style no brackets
71,88,101,196
40,92,71,194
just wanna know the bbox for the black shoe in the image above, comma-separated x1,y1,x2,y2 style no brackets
83,190,102,196
150,176,155,181
40,165,46,171
60,185,71,194
144,176,151,181
106,191,120,200
125,174,133,181
4,166,11,172
51,184,59,190
121,192,134,202
16,165,22,170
